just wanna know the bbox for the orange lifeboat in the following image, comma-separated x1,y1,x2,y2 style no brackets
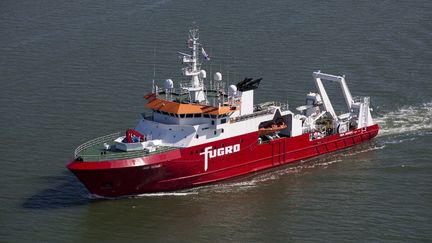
258,121,287,136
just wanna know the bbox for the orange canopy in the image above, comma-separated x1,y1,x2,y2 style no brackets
144,93,237,115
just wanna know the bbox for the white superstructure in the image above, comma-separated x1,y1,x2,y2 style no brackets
112,28,374,151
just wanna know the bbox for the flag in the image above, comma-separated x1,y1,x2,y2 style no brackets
201,47,210,61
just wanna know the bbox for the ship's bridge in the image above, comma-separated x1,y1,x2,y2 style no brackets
143,93,238,125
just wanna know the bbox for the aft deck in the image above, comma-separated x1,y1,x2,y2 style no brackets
74,132,178,162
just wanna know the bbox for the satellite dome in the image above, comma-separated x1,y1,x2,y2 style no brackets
199,70,207,79
214,72,222,81
228,85,237,95
164,79,174,90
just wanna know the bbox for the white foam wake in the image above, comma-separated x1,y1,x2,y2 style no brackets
87,191,198,199
374,102,432,137
134,191,199,197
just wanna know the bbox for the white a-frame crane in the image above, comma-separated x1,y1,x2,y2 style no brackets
312,71,373,129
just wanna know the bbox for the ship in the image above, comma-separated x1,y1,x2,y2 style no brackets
67,28,379,197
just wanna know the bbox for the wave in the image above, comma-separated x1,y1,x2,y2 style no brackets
88,191,198,199
374,102,432,137
133,191,198,197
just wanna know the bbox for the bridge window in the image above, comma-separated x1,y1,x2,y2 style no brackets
186,114,193,118
194,113,202,118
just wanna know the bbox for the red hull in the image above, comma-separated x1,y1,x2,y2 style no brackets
67,124,379,197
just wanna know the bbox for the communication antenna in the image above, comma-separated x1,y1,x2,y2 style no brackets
152,46,156,92
209,64,213,90
153,46,157,77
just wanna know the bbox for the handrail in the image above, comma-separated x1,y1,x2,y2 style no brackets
230,109,272,123
77,146,177,162
74,132,121,158
141,112,154,121
353,96,369,103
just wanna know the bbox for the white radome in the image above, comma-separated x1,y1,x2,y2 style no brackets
164,79,174,90
214,72,222,81
228,85,237,95
199,70,207,79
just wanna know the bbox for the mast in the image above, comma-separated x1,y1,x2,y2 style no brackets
179,27,207,103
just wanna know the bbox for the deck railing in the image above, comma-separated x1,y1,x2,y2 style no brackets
230,102,289,123
141,112,154,121
353,96,370,104
274,102,289,111
77,145,177,162
74,132,121,158
230,109,273,123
